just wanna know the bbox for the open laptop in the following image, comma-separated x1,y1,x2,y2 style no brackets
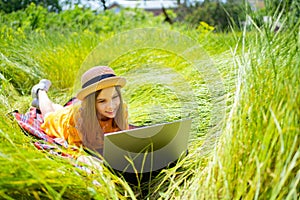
103,118,192,174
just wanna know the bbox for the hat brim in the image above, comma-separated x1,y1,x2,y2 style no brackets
76,76,126,100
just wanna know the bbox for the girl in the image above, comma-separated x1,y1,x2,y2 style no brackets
31,66,128,155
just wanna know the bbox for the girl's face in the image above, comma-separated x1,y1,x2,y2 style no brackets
95,87,120,120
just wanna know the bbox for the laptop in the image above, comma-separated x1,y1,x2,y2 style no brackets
103,118,192,173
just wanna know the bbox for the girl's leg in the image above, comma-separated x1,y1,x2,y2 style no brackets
31,79,63,117
38,90,63,117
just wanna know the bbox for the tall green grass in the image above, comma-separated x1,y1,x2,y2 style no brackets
0,5,299,200
148,15,299,200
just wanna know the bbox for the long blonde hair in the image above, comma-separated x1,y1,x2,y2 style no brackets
76,86,127,153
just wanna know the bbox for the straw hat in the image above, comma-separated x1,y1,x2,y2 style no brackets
76,66,126,100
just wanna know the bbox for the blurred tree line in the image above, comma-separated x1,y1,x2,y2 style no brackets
0,0,298,31
175,0,299,31
0,0,105,13
175,0,248,31
0,0,62,12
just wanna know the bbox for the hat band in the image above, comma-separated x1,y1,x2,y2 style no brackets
82,74,116,88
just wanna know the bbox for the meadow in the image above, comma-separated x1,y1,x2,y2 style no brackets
0,4,299,199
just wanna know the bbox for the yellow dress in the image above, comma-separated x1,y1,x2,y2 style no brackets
40,102,128,147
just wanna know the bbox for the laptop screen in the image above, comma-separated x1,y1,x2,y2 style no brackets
103,118,192,173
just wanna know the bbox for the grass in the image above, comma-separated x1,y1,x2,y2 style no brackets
0,9,299,200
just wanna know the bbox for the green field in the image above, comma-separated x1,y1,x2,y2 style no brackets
0,4,299,199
